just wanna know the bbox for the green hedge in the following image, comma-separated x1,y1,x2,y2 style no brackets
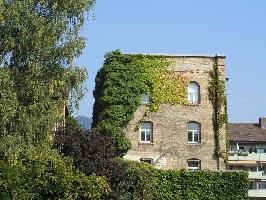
111,160,249,200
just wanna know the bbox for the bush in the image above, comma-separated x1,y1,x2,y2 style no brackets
0,148,111,200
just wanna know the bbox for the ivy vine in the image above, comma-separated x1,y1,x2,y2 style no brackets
92,50,188,155
208,56,228,165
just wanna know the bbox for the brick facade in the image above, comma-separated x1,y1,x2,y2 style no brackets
123,55,227,170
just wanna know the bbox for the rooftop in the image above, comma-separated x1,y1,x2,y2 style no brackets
229,123,266,143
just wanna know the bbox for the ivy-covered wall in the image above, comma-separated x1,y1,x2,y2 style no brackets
93,50,228,170
208,56,229,164
93,50,188,154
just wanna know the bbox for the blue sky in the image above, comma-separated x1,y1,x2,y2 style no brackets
76,0,266,123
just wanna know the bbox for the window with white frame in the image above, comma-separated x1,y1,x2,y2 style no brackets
140,122,152,143
187,159,200,171
188,122,200,143
188,82,200,104
141,93,150,104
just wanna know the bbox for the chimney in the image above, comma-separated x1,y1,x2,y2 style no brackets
259,118,266,129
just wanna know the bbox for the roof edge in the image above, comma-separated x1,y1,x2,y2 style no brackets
124,53,226,58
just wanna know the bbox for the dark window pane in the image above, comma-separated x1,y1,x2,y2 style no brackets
188,131,193,142
146,131,151,141
188,161,198,167
194,133,199,143
141,131,145,141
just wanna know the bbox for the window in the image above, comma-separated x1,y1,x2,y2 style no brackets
257,148,265,154
141,93,150,104
188,82,200,104
239,146,245,152
259,182,266,189
188,122,200,143
140,158,153,164
259,164,266,171
187,159,200,171
140,122,152,143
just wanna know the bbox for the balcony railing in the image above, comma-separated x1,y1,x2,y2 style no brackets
228,151,266,161
228,150,248,156
249,171,266,179
249,189,266,198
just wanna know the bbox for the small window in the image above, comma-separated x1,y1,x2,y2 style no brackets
188,122,200,143
259,164,266,171
141,93,150,104
257,148,265,154
238,146,245,152
140,122,153,143
140,158,153,164
187,159,200,171
259,182,266,189
188,82,200,104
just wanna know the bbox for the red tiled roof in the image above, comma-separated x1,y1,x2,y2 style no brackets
229,123,266,142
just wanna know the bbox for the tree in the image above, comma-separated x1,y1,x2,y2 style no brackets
55,117,126,200
0,1,110,199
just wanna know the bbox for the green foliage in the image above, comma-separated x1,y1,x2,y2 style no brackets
93,50,188,154
55,117,119,175
0,68,18,133
111,160,249,200
0,1,110,199
0,0,93,163
208,56,228,162
0,147,111,200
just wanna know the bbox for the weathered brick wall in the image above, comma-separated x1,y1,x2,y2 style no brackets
124,55,227,170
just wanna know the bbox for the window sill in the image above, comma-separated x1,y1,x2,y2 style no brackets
187,143,201,146
138,142,154,145
186,103,201,107
141,103,150,105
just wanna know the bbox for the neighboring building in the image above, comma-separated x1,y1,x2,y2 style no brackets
228,118,266,199
123,54,227,171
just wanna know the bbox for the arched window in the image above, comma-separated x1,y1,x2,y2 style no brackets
187,158,201,171
140,122,153,143
188,82,200,104
188,122,200,143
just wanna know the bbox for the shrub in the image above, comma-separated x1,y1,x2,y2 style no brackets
0,148,111,200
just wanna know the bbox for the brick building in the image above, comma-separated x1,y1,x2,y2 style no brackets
123,54,227,171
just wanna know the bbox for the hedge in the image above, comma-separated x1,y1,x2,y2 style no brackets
111,160,249,200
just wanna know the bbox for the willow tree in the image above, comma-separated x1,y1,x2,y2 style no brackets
0,1,110,199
